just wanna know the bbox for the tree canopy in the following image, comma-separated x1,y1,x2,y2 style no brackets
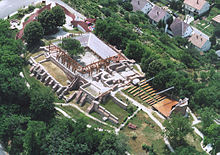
163,114,193,146
61,38,85,58
38,6,65,35
23,21,44,46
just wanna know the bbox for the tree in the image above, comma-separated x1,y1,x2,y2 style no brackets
210,34,216,46
98,133,128,155
23,21,44,46
51,6,66,27
148,59,166,76
61,38,84,58
204,123,220,154
124,40,145,62
0,115,30,154
122,2,133,12
38,10,57,35
163,114,193,146
198,107,216,129
130,13,140,25
214,24,220,37
175,36,189,46
29,87,55,122
23,121,47,155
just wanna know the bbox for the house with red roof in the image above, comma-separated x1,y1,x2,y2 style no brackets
169,18,193,38
131,0,154,14
188,33,211,51
212,15,220,25
184,0,210,16
147,5,171,25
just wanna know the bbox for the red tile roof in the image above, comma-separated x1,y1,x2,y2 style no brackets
184,0,207,10
170,18,190,37
148,5,167,23
212,15,220,23
189,33,208,48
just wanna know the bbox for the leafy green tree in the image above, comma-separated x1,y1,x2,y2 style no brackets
61,38,84,58
124,40,145,62
175,36,189,46
38,10,57,35
51,6,66,27
204,123,220,154
148,59,166,76
0,115,30,154
198,107,216,129
130,13,140,25
98,134,128,155
122,2,133,11
23,121,47,155
163,114,193,146
29,87,55,122
95,18,137,50
194,86,219,108
210,34,216,46
23,21,44,46
214,24,220,37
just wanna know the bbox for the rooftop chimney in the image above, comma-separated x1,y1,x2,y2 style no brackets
201,38,203,41
196,35,198,39
197,0,199,4
138,1,140,5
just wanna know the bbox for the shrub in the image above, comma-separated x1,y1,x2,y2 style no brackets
142,143,150,151
131,132,137,140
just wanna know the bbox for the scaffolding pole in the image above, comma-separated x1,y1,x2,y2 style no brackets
156,86,174,95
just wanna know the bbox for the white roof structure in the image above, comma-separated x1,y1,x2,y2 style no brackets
74,33,118,59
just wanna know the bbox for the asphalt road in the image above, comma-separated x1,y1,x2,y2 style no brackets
0,0,39,19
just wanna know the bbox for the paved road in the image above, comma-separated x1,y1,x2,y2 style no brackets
0,0,85,19
0,0,38,19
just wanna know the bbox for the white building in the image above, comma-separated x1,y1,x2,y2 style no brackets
131,0,154,14
184,0,210,16
169,18,193,38
189,33,211,51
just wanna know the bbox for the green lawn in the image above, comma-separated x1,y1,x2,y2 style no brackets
185,132,204,153
115,92,130,104
192,6,220,36
120,111,167,154
101,97,129,124
57,105,113,131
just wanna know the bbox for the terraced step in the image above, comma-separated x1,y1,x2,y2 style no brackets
130,87,141,94
128,86,137,93
124,85,132,90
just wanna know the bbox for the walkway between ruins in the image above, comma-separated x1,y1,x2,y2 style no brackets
119,91,175,153
54,103,116,130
